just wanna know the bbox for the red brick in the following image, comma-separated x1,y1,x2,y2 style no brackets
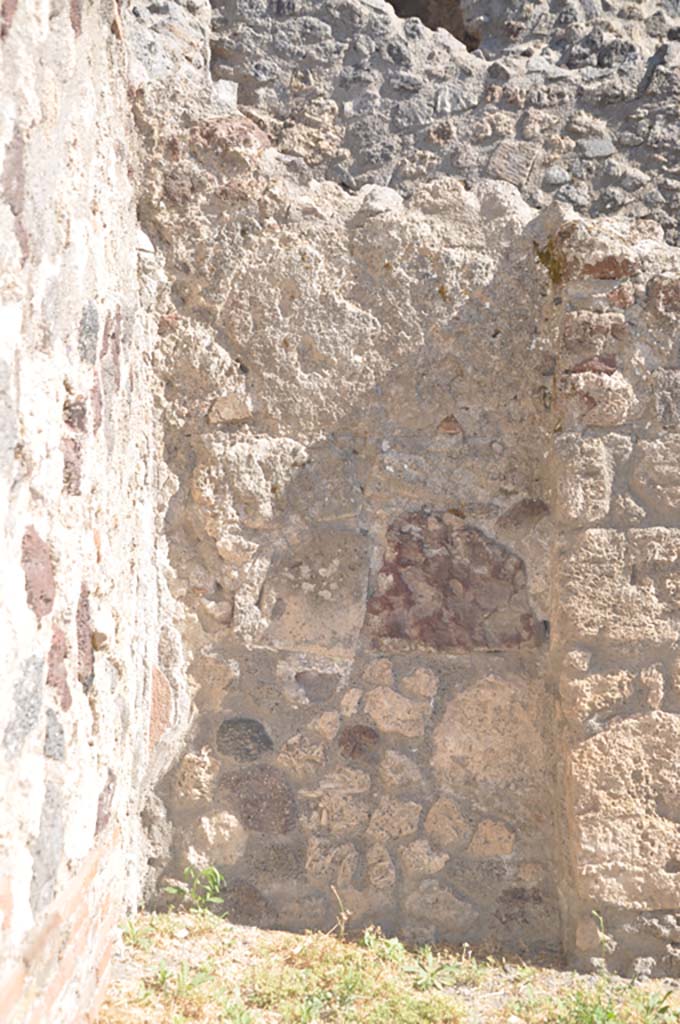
149,666,173,748
86,931,117,1022
583,254,636,279
0,962,26,1018
16,836,122,1023
27,915,93,1024
25,844,102,969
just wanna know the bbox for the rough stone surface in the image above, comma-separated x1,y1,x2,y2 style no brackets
20,528,55,620
0,4,190,1020
215,718,273,761
6,0,680,1018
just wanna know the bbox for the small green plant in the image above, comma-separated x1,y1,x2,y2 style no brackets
361,926,407,963
592,910,617,963
221,1000,254,1024
631,987,675,1024
164,864,226,914
174,960,213,997
557,985,619,1024
152,959,172,992
299,989,333,1022
122,916,152,949
404,947,460,992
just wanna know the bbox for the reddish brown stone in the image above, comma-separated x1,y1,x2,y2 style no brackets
69,0,82,35
437,414,463,435
76,585,94,692
565,354,617,376
648,277,680,317
607,282,635,309
47,628,72,711
338,724,380,761
61,437,82,496
90,378,103,433
221,765,296,833
583,254,636,280
365,513,539,652
0,0,18,39
21,527,55,620
149,667,173,748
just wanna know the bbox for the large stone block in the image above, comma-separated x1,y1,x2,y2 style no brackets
571,712,680,909
631,436,680,516
432,676,548,815
560,529,680,644
552,435,613,525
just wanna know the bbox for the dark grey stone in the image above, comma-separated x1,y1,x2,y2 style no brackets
44,708,65,760
295,670,340,702
78,301,100,363
221,765,297,833
216,717,273,761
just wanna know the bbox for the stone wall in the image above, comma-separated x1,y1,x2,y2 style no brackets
0,3,189,1022
5,0,680,1019
142,56,680,968
545,218,680,975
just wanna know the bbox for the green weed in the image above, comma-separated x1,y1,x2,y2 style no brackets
164,865,226,915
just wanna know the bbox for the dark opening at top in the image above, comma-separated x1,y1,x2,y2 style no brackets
387,0,481,51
